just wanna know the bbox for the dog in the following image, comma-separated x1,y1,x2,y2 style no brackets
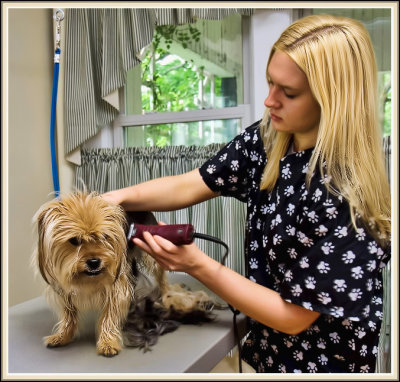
32,191,218,357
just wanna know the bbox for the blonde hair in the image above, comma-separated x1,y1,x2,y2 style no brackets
260,14,391,242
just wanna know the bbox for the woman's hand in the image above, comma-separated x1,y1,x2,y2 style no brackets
101,190,124,205
132,223,207,273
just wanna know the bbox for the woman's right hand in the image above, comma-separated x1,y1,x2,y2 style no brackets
101,190,124,206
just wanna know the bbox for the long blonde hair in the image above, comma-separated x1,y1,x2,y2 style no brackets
260,14,391,242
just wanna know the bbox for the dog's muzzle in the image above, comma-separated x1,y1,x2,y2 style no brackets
84,258,103,276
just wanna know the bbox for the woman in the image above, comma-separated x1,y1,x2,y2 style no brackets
102,14,391,373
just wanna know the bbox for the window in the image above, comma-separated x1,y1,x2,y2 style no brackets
121,13,249,147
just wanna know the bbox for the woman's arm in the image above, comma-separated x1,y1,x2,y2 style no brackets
102,169,218,211
134,233,321,336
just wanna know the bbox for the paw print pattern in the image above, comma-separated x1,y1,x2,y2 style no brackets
230,160,239,171
348,288,363,301
206,164,216,174
282,163,292,179
284,185,295,196
334,226,348,238
326,206,338,219
250,240,259,252
219,153,228,162
321,242,334,255
333,279,347,292
249,258,259,269
317,261,330,274
342,251,356,264
198,124,389,373
312,188,323,202
317,292,332,305
286,203,295,215
351,266,364,280
315,225,328,237
305,276,316,289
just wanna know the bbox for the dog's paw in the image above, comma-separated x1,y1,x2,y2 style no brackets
97,342,121,357
44,334,72,348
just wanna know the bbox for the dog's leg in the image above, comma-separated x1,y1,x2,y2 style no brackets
96,283,131,357
45,297,78,348
154,264,169,296
96,309,122,357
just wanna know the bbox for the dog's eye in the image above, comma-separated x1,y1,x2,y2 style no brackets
69,237,81,246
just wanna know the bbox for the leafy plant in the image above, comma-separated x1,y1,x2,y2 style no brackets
140,23,207,146
141,24,204,112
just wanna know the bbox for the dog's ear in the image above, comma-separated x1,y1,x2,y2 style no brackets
34,202,62,285
36,208,51,285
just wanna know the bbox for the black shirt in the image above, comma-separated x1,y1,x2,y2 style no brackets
199,122,390,373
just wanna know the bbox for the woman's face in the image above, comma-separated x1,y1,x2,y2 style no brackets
264,50,321,151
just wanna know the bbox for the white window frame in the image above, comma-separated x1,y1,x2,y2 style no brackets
112,105,252,147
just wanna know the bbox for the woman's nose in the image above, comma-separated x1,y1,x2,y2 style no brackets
264,87,280,108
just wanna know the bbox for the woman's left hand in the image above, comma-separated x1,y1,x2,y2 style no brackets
132,226,206,273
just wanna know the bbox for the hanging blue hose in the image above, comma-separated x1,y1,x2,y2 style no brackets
50,9,64,199
50,47,61,198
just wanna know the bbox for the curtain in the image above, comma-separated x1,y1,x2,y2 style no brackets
64,8,253,154
75,145,247,275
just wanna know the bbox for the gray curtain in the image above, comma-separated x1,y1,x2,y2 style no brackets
64,8,253,154
75,145,247,275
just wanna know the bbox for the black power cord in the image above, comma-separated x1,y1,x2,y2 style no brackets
193,232,243,373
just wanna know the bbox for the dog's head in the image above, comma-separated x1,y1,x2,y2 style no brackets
34,192,128,293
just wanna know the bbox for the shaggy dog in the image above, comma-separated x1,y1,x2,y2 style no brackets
33,191,216,357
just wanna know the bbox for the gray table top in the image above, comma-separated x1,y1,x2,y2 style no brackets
7,272,246,376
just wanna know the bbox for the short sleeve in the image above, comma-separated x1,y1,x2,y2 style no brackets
279,178,391,323
199,121,265,202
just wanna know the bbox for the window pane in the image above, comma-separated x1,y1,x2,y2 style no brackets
125,13,243,114
124,119,241,147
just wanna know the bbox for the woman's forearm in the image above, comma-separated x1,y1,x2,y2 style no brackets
188,252,320,336
136,233,321,336
102,169,217,211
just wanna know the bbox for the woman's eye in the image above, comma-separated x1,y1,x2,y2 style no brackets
285,93,296,99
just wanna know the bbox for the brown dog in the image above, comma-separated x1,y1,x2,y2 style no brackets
32,191,216,356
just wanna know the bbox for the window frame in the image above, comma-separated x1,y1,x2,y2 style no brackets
112,105,252,147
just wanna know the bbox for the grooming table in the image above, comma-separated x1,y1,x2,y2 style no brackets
7,273,247,375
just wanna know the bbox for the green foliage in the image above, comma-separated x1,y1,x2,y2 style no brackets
141,24,208,114
155,24,201,50
140,24,209,146
144,123,174,147
141,54,204,112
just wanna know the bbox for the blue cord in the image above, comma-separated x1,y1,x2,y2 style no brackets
50,48,61,198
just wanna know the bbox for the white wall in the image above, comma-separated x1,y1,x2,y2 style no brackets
7,9,56,306
247,9,293,123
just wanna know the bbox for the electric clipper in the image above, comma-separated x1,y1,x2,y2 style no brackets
127,223,195,246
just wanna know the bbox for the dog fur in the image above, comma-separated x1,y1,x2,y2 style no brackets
32,191,217,357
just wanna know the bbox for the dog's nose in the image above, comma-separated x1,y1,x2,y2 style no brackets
86,258,101,270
